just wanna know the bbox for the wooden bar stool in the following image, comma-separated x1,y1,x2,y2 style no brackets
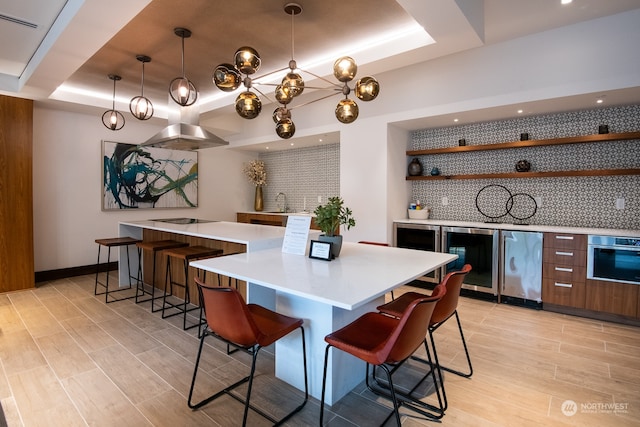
94,237,142,303
162,245,224,331
135,240,188,311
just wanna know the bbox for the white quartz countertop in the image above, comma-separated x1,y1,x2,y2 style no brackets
191,242,457,310
393,219,640,238
120,219,290,251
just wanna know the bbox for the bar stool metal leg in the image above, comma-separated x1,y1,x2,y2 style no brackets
94,237,141,303
134,240,188,312
161,246,223,332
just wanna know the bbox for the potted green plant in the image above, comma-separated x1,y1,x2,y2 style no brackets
313,196,356,258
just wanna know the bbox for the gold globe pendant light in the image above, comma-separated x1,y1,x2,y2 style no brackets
101,74,125,131
233,46,263,119
169,28,198,107
235,91,262,119
332,56,379,123
212,2,380,139
213,63,241,92
129,55,154,120
272,3,304,139
355,76,380,102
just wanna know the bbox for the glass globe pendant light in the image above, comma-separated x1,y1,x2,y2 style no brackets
212,3,380,138
332,56,379,124
355,76,380,102
232,46,263,119
101,74,125,131
169,28,197,107
213,63,241,92
235,90,262,119
129,55,154,120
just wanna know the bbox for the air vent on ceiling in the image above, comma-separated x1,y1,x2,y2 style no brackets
0,13,38,29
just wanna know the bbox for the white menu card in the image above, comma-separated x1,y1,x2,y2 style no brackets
281,215,312,255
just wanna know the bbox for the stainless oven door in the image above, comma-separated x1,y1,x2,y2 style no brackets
587,235,640,285
442,226,499,296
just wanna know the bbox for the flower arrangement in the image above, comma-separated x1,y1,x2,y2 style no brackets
243,160,267,186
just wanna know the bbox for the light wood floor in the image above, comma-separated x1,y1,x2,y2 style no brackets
0,273,639,426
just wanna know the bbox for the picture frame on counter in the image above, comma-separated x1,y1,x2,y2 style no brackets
309,240,333,261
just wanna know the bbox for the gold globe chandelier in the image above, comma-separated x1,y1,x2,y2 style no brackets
213,3,380,139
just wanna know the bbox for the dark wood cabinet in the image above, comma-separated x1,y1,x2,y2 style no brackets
585,279,638,318
236,212,287,227
542,232,587,309
237,212,321,230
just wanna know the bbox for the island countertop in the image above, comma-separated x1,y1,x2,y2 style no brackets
120,219,291,252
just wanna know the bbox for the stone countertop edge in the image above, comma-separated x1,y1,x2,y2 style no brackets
393,219,640,238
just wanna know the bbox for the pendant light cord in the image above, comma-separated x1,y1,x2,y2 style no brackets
111,78,116,110
290,10,295,62
181,34,186,78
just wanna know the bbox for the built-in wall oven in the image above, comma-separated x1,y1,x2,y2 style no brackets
442,226,499,297
587,235,640,285
394,222,440,284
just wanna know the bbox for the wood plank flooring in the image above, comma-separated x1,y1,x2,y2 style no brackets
0,274,639,426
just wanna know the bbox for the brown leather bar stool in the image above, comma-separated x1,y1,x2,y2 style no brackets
320,285,447,426
135,240,188,311
161,245,224,331
189,278,308,426
94,237,142,303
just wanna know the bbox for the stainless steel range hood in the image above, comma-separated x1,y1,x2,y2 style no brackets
140,101,228,150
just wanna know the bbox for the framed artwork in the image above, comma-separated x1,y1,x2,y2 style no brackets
102,141,198,210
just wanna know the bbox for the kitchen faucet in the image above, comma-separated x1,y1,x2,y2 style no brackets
275,192,287,213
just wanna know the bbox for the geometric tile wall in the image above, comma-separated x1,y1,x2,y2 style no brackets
410,105,640,230
258,143,340,213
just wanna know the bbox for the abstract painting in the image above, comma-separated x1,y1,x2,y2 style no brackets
102,141,198,210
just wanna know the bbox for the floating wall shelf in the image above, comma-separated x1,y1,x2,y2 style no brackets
406,131,640,180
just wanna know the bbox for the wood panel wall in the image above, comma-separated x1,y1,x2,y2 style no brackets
0,95,34,292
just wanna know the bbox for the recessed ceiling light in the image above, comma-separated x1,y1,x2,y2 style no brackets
453,118,459,122
596,98,604,104
517,109,523,114
265,146,270,150
561,0,572,5
290,142,294,146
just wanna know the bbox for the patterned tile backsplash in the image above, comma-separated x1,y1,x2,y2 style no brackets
258,143,340,213
410,105,640,230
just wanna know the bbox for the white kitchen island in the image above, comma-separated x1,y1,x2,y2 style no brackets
117,219,295,286
191,242,457,405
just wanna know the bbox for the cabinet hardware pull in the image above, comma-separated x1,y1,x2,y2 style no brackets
555,251,574,256
556,236,574,240
555,267,573,272
554,282,573,288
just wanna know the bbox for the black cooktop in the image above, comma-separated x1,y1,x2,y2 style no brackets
151,218,217,224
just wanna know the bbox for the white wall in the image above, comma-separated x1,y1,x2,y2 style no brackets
223,10,640,244
33,105,255,271
33,10,640,270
